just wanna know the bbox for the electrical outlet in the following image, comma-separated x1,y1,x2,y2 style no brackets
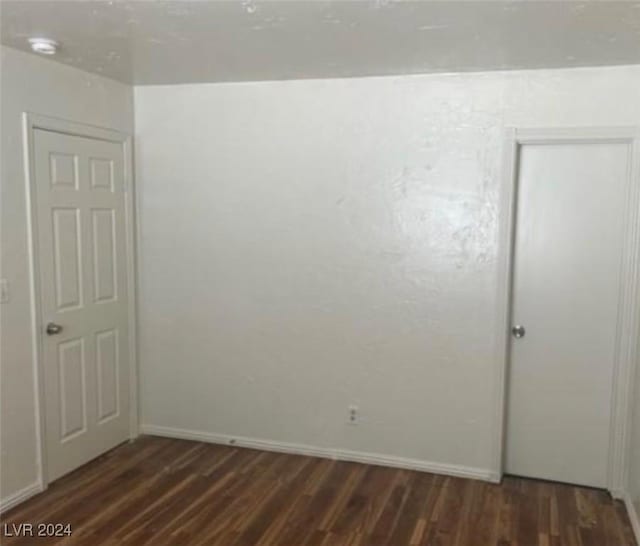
348,405,359,425
0,279,8,304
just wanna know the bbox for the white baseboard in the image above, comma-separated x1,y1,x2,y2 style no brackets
623,492,640,545
140,424,495,482
0,481,43,514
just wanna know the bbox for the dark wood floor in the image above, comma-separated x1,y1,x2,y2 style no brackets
1,436,636,546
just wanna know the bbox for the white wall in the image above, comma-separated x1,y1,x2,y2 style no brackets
135,65,640,478
0,46,134,507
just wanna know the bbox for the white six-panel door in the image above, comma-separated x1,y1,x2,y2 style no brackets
506,140,630,488
34,128,130,482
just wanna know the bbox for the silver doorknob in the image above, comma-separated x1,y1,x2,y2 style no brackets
46,322,63,335
512,325,525,339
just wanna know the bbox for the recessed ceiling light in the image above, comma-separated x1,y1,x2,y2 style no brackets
28,38,59,55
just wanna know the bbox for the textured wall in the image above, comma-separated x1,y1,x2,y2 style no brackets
0,46,133,505
135,65,640,477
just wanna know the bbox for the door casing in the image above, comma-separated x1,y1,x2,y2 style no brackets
23,112,138,491
494,127,640,497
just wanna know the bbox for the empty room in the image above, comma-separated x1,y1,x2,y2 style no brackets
1,1,640,544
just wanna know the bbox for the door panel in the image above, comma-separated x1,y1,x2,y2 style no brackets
89,157,114,191
96,329,119,422
34,129,130,482
92,209,117,303
506,141,629,488
52,208,82,310
49,152,78,189
58,338,87,440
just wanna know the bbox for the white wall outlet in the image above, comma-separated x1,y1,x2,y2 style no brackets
0,279,9,303
348,404,359,425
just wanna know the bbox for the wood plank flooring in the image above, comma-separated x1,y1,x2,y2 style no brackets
1,436,636,545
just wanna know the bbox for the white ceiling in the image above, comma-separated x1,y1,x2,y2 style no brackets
2,1,640,85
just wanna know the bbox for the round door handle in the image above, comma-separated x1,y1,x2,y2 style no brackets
511,325,526,339
46,322,63,335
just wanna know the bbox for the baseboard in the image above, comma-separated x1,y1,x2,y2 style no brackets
140,424,494,482
623,492,640,545
0,481,43,514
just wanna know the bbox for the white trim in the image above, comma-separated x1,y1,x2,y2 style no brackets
21,113,48,492
24,113,129,143
495,126,640,495
123,135,139,440
514,126,638,144
623,492,640,545
0,482,43,514
22,112,139,489
609,131,640,499
491,127,518,481
141,424,497,483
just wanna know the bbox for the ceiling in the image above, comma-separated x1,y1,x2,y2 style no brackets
1,1,640,85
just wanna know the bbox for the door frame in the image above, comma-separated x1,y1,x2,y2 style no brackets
22,112,139,491
493,126,640,497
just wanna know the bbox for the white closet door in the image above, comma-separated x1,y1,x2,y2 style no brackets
506,140,629,488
